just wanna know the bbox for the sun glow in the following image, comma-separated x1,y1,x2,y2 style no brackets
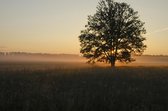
111,50,115,54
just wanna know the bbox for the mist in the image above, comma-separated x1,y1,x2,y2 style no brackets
0,54,84,63
128,55,168,66
0,53,167,67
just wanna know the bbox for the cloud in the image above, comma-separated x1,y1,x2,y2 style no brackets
154,27,168,33
147,27,168,36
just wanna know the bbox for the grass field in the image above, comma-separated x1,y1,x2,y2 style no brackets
0,62,168,111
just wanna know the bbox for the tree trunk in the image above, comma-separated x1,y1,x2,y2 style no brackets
111,60,116,68
110,56,116,68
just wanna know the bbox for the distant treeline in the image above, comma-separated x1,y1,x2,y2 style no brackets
0,52,79,57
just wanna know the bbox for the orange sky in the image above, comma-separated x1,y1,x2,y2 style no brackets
0,0,168,55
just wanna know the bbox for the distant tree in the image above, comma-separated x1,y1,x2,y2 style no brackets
79,0,146,67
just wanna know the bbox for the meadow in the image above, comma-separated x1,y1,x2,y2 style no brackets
0,61,168,111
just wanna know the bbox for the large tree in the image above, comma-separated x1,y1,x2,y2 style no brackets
79,0,146,67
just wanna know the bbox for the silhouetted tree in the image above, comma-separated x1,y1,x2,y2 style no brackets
79,0,146,67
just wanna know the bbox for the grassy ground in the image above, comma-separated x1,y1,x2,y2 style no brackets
0,62,168,111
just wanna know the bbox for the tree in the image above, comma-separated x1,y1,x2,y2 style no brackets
79,0,146,67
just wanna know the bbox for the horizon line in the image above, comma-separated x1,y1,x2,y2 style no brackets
0,51,168,56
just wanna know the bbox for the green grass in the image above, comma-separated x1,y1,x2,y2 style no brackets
0,62,168,111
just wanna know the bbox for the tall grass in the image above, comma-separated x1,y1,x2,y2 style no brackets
0,62,168,111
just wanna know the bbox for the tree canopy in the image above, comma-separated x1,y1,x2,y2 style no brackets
79,0,146,67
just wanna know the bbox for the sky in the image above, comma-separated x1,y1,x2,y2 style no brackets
0,0,168,55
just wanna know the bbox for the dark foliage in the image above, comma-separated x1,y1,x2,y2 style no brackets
79,0,146,67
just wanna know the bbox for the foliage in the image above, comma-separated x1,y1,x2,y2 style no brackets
79,0,146,67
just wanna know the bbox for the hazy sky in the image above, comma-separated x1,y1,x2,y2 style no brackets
0,0,168,55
